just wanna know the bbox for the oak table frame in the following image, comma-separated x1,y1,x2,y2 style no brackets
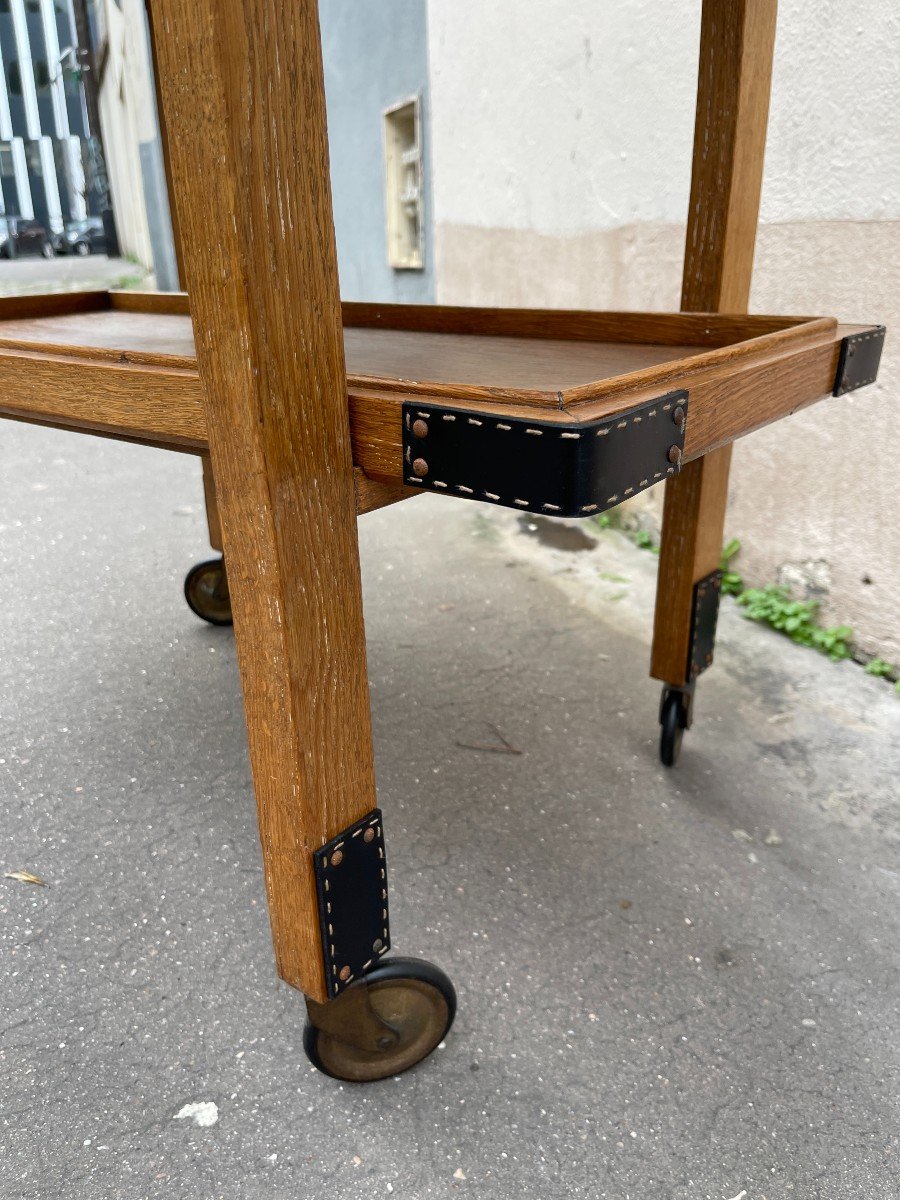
0,0,883,1078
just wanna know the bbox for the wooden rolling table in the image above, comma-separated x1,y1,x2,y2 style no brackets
0,0,883,1081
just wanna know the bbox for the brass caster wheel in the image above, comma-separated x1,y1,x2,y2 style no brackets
659,686,690,768
303,957,456,1083
184,557,232,626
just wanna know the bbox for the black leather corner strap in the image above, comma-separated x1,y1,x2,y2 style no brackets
833,325,886,396
314,809,390,1000
688,569,723,681
401,390,688,518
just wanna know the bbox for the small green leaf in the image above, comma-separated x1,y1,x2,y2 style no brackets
865,657,894,678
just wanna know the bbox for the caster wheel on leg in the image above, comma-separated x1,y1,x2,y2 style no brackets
659,686,690,768
184,557,233,626
303,957,456,1083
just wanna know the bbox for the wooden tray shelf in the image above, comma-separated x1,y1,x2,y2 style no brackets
0,290,881,515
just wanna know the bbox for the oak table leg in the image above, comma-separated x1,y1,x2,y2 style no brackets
651,0,777,763
151,0,454,1081
183,454,232,626
200,454,223,554
152,0,381,1003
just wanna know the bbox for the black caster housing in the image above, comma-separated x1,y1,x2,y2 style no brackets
303,957,456,1083
659,684,693,767
184,557,233,625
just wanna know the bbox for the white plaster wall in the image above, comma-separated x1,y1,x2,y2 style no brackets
427,1,698,235
98,0,154,268
427,0,900,656
428,1,900,232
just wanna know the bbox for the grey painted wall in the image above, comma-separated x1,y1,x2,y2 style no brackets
320,0,433,303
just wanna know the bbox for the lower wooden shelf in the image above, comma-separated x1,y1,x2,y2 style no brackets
0,290,883,517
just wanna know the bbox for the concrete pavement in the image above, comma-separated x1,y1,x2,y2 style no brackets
0,256,149,297
1,421,897,1199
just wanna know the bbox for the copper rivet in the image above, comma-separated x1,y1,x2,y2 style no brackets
412,457,429,477
412,418,429,438
330,850,343,867
339,966,351,981
667,445,682,465
373,938,384,952
364,827,375,843
673,405,686,427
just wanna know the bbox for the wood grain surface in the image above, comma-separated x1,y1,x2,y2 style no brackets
0,305,858,476
152,0,376,1001
201,453,223,552
651,0,778,686
0,293,838,407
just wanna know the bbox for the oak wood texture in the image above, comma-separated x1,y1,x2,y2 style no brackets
342,302,809,346
681,1,777,314
0,0,875,1026
0,290,864,480
0,290,807,369
353,469,418,514
201,454,223,552
152,0,377,1002
651,0,778,686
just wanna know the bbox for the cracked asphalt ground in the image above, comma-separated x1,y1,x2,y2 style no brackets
1,422,898,1200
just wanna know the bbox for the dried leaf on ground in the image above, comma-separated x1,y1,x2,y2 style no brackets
5,870,47,886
